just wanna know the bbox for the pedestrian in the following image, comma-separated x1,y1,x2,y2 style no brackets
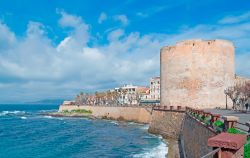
246,103,249,112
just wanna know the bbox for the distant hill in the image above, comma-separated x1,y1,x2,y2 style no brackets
27,99,67,105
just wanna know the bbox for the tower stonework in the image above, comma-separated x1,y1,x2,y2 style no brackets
160,39,235,109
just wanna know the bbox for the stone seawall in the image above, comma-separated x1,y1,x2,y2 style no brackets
148,110,185,158
181,114,216,158
59,105,152,124
148,110,185,139
59,105,224,157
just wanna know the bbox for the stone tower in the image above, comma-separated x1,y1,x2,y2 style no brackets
160,39,235,109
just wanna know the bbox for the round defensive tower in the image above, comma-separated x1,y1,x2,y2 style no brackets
160,39,235,109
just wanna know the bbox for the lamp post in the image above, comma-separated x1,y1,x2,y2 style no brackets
224,90,228,110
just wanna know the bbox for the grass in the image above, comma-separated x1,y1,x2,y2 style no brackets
62,109,92,115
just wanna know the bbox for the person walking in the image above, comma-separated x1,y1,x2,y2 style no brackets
246,103,249,112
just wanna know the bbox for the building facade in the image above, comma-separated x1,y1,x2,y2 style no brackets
115,84,139,105
150,77,160,101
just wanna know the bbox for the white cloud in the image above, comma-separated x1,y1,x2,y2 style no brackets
0,21,16,50
98,12,107,24
0,12,162,102
114,14,129,26
0,11,250,102
219,12,250,24
58,10,89,46
58,10,84,28
136,5,169,18
107,29,124,41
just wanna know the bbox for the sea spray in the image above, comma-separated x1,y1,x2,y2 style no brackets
0,110,26,116
133,138,168,158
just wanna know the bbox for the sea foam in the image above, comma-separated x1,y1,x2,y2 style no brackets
20,116,27,119
0,110,26,116
43,115,53,119
133,140,168,158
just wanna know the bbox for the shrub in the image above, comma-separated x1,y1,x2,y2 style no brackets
213,120,224,132
62,110,69,113
245,142,250,158
227,128,246,135
227,128,249,158
71,109,92,114
203,116,211,126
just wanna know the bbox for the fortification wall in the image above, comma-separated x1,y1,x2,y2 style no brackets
148,110,185,139
160,39,235,109
181,114,216,158
148,110,185,158
59,105,152,123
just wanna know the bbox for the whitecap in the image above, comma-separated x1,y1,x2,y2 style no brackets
133,141,168,158
20,116,27,119
139,125,149,130
43,116,53,119
110,121,119,125
42,115,64,121
0,110,26,116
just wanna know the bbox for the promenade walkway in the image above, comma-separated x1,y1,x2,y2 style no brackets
205,109,250,131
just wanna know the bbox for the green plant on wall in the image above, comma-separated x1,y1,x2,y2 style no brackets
213,120,224,132
227,128,246,135
203,116,211,126
227,127,250,158
245,142,250,158
62,109,92,114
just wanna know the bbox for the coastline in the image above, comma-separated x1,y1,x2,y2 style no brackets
44,111,168,158
0,104,168,158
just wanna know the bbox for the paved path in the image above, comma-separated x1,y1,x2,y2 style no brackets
205,109,250,132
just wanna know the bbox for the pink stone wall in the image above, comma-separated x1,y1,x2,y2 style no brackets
59,105,152,123
160,39,235,109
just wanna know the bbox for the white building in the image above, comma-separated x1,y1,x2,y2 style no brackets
150,77,160,101
114,84,138,105
112,78,160,105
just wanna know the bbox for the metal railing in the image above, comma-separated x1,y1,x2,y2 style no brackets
236,121,250,133
201,148,221,158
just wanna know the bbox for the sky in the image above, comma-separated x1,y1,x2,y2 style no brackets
0,0,250,103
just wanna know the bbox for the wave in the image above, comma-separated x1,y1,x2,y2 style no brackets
110,121,119,125
0,110,26,116
38,109,57,113
43,116,53,119
42,115,64,120
139,124,149,130
20,116,27,119
133,140,168,158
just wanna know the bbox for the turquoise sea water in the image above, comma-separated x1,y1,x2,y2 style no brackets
0,104,167,158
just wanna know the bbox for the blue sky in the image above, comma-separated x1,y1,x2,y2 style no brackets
0,0,250,103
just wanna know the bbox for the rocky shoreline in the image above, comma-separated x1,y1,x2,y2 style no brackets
42,112,98,119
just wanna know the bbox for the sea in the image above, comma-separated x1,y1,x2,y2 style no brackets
0,104,168,158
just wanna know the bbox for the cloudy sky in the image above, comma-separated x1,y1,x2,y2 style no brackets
0,0,250,103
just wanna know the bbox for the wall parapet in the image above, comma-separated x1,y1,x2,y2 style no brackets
185,107,250,158
186,107,250,133
153,105,185,112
